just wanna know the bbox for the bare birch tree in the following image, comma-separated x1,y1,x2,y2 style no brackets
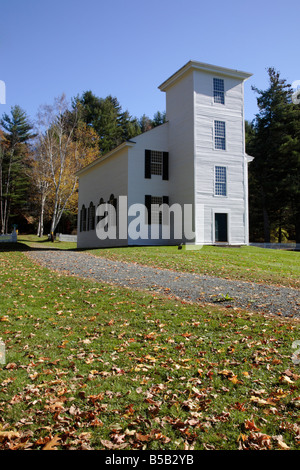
35,95,99,234
30,142,51,237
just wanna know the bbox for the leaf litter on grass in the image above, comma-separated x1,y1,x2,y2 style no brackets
0,251,299,450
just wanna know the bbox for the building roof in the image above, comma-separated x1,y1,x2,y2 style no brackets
158,60,253,92
76,122,169,178
76,140,135,177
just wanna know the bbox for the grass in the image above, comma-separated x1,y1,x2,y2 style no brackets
87,245,300,289
16,235,300,288
17,234,77,251
0,248,299,450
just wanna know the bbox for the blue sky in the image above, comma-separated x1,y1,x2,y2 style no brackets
0,0,299,124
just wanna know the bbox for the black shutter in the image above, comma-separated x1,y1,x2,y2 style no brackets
145,150,151,179
113,198,117,228
82,206,87,231
145,195,151,225
87,206,90,231
80,209,83,232
162,152,169,180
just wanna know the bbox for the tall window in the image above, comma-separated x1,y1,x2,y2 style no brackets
213,78,225,104
97,198,104,224
215,166,227,196
145,150,169,180
150,196,163,224
88,202,95,230
150,151,163,175
145,195,169,225
214,121,226,150
80,205,87,232
108,194,117,227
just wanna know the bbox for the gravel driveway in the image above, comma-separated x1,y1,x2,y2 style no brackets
26,249,300,319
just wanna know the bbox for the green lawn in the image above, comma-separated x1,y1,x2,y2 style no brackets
87,245,300,289
17,235,300,288
0,248,299,450
17,234,77,251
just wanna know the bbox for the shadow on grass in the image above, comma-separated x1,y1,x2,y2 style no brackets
0,241,80,253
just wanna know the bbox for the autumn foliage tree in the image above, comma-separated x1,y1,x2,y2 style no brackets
1,92,165,235
33,95,100,235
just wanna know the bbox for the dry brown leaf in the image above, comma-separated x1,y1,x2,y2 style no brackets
135,432,150,442
244,419,260,431
42,435,61,450
0,431,20,442
274,436,290,450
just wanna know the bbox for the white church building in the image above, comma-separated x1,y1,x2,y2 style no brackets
76,60,253,249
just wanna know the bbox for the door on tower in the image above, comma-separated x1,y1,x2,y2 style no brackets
215,213,228,243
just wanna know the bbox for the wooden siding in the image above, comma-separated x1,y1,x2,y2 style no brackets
193,70,247,244
127,123,170,245
77,147,129,248
165,71,196,243
76,61,251,248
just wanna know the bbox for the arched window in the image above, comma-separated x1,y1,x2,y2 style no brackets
88,202,95,230
97,198,104,224
80,205,87,232
108,194,117,227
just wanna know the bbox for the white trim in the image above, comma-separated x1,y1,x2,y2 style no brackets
212,77,225,106
214,120,226,151
214,164,228,197
76,141,135,177
212,208,230,244
159,60,252,92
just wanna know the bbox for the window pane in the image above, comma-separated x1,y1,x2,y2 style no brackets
151,151,163,175
214,121,226,150
89,203,95,230
213,78,225,104
215,166,227,196
151,196,163,224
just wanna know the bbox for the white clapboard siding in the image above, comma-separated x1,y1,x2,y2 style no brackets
77,145,130,248
165,71,195,208
193,70,248,244
76,61,252,248
127,123,170,246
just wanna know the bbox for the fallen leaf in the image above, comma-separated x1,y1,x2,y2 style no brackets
42,435,61,450
274,436,290,450
244,419,260,431
0,431,20,442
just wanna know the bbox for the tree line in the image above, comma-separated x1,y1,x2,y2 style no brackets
0,91,166,236
0,70,299,242
246,68,300,243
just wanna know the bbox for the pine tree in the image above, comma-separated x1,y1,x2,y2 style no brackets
0,106,34,233
74,92,141,154
152,110,166,127
249,68,300,243
277,101,300,242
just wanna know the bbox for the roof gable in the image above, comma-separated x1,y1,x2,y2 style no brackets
76,140,135,177
158,60,252,92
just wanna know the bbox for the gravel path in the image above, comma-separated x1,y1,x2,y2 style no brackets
26,249,300,318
